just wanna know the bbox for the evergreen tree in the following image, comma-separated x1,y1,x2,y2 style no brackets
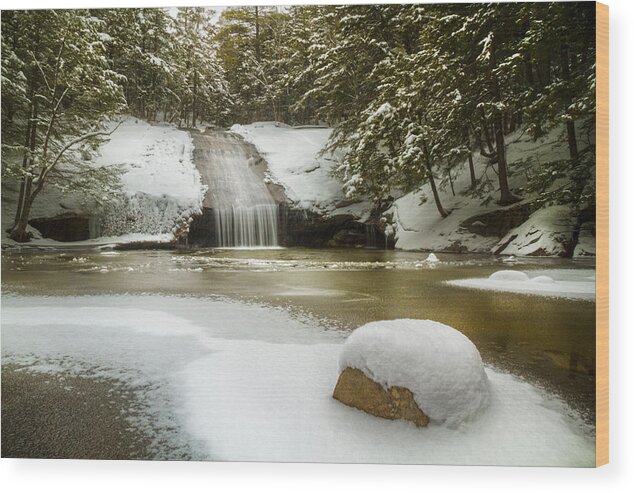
1,9,126,242
172,7,231,127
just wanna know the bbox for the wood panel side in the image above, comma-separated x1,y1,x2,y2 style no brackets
595,0,609,468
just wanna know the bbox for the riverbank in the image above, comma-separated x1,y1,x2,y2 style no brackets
1,293,595,465
1,364,154,460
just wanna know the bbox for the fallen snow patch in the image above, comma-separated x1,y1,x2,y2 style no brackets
94,118,205,237
2,295,594,465
447,269,595,300
231,122,371,217
489,270,531,282
339,319,490,427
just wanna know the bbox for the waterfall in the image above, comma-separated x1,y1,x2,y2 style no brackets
194,131,279,248
214,204,279,247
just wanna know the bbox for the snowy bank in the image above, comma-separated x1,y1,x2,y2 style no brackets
2,295,594,466
338,319,490,427
385,125,595,256
495,205,577,257
447,269,596,301
94,118,205,238
231,122,371,217
2,117,205,248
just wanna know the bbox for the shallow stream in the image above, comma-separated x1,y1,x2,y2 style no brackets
1,247,596,422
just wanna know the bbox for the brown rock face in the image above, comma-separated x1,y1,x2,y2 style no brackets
332,367,429,427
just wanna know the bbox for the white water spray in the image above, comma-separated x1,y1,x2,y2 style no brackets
196,132,279,247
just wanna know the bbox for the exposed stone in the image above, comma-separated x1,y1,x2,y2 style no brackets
29,214,90,242
332,367,429,427
328,228,367,247
460,202,534,238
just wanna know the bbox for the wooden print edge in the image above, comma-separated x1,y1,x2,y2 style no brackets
595,0,609,468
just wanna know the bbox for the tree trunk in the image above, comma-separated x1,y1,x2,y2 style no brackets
559,43,580,164
488,32,520,206
255,7,261,62
10,94,38,242
192,70,198,128
9,191,34,242
480,115,495,155
566,120,579,163
421,140,448,218
447,161,456,197
426,162,448,218
468,153,477,189
494,116,519,205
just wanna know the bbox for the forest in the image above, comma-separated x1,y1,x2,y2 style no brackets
1,3,596,242
1,3,602,467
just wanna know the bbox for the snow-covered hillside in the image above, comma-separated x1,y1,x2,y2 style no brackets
231,122,372,218
94,118,205,238
233,121,594,257
2,118,205,247
386,125,595,257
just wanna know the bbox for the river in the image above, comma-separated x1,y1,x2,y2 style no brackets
1,247,596,424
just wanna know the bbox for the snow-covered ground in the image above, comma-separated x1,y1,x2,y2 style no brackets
2,117,205,248
93,118,205,238
2,294,595,466
231,122,372,218
232,121,594,256
447,268,596,301
387,125,594,256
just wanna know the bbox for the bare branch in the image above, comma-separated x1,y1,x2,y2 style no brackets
31,120,123,198
29,52,52,95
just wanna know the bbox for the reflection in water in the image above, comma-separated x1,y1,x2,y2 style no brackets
1,248,596,422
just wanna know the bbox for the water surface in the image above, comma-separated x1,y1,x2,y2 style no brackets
1,247,596,422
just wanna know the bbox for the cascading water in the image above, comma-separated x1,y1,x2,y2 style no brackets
214,204,279,247
194,131,279,248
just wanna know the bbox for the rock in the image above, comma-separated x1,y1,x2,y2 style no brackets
330,228,366,247
333,367,430,427
28,214,91,242
425,253,439,263
488,270,530,282
336,319,490,427
461,202,534,238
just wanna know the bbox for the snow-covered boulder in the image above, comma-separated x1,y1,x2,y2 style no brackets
494,205,577,257
425,253,440,263
489,270,530,282
333,367,430,427
573,222,596,257
334,320,490,427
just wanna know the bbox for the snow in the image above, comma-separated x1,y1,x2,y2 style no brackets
2,117,205,247
2,230,174,251
574,222,596,257
2,294,595,466
447,269,596,301
386,124,594,256
495,205,577,257
94,118,205,237
338,319,490,427
425,253,440,263
489,270,531,282
231,122,371,216
388,179,495,252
